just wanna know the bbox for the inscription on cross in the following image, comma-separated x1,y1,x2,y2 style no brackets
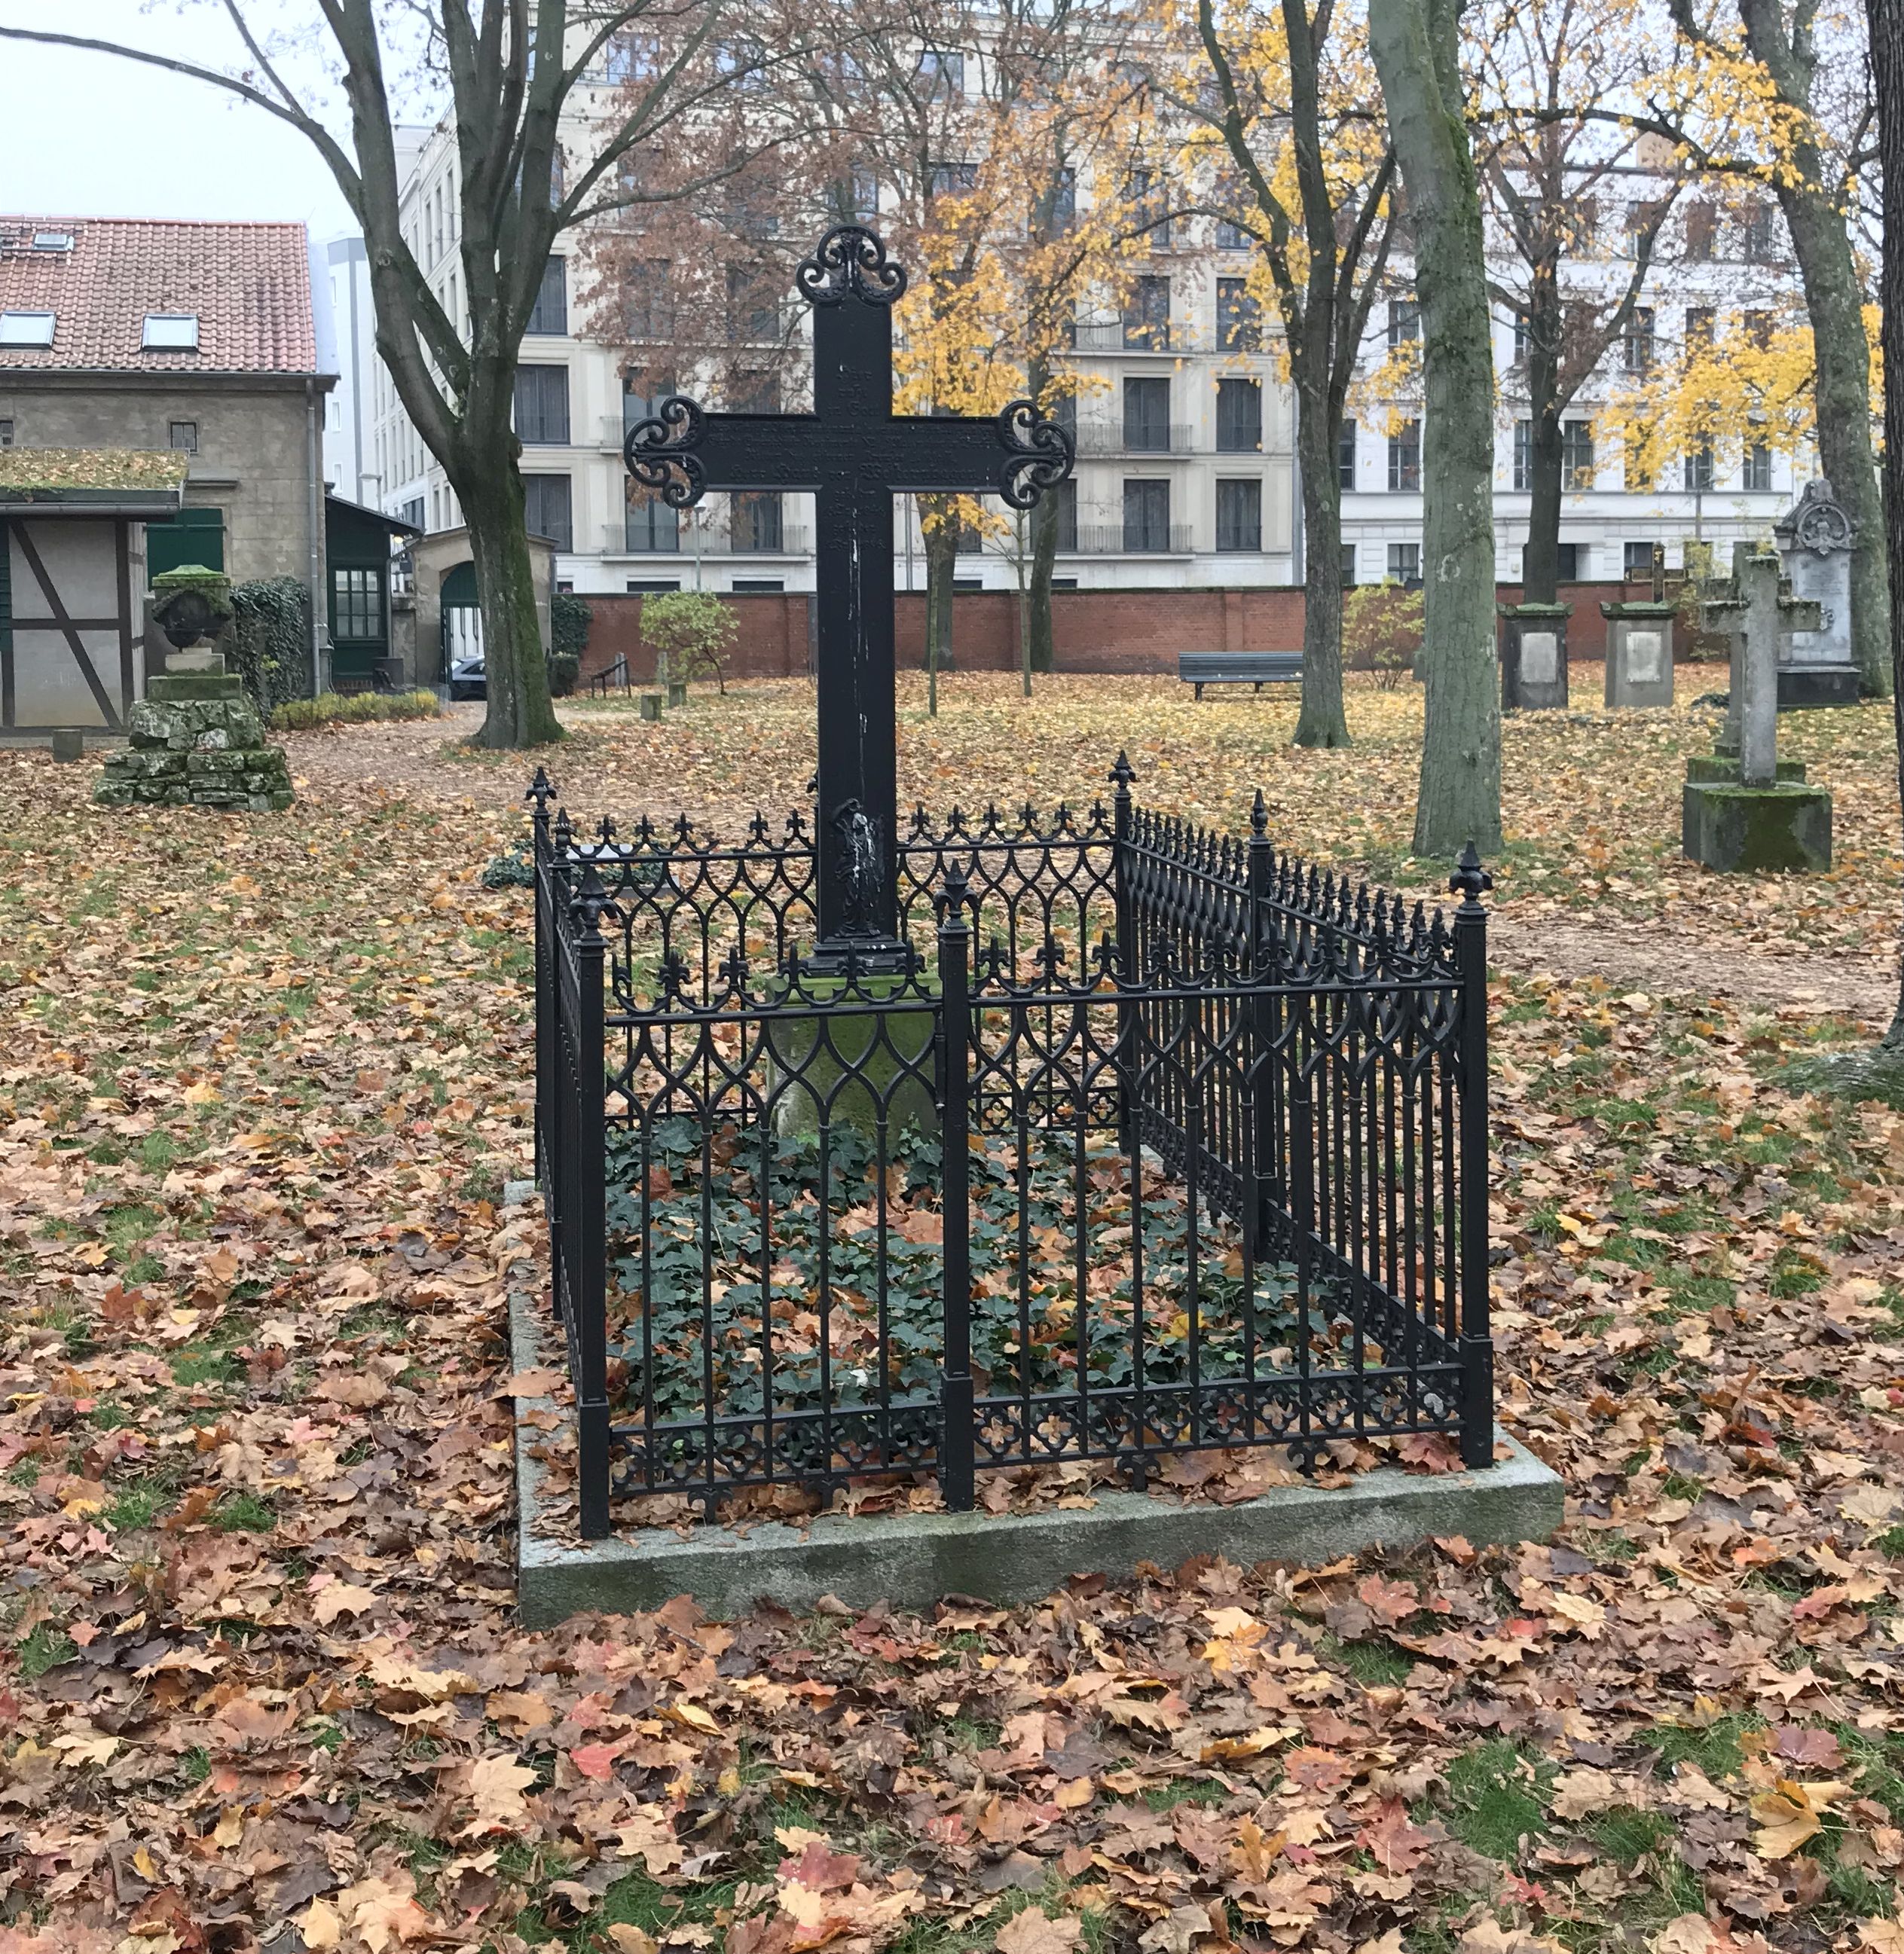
624,225,1074,964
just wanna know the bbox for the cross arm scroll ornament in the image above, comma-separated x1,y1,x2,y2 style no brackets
623,396,706,508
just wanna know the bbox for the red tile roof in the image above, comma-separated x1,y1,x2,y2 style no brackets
0,217,319,374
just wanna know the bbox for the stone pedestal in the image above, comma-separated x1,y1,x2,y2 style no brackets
1682,781,1832,872
1601,601,1676,708
1499,603,1570,710
766,974,938,1138
94,655,294,811
639,693,663,722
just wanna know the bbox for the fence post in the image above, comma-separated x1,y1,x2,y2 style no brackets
1245,789,1276,1262
937,859,976,1513
527,769,557,1189
1450,844,1494,1470
571,861,615,1537
1109,750,1137,1154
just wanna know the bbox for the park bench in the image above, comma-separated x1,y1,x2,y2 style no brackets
1178,650,1303,700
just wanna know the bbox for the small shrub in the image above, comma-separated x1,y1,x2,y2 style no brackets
639,589,738,693
270,689,440,731
552,592,592,658
1343,579,1423,690
548,652,580,698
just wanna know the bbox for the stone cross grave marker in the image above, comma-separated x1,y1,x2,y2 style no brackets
624,225,1074,966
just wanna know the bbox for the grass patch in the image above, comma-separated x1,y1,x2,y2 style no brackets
1443,1741,1551,1861
17,1623,76,1680
1145,1776,1230,1812
171,1349,243,1388
1647,1713,1759,1782
213,1493,277,1534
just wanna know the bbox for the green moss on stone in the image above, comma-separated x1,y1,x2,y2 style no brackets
1682,782,1832,873
766,973,939,1137
1685,755,1807,785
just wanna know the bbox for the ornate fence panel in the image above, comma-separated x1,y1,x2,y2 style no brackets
529,760,1492,1537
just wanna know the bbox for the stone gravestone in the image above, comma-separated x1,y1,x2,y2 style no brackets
1601,544,1676,708
1682,547,1830,871
1499,601,1570,710
95,572,293,811
1774,478,1859,706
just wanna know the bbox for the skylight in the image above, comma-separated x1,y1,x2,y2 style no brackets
0,311,56,349
31,231,74,252
142,313,200,351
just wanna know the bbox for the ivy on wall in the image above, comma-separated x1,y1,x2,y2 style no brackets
229,579,311,717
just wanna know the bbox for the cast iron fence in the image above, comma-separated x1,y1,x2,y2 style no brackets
529,761,1492,1536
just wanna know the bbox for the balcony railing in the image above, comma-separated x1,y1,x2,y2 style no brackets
601,523,810,556
1070,524,1196,554
1072,320,1181,353
1075,420,1195,457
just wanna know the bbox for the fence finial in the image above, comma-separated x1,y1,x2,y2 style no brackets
1249,787,1268,837
526,767,558,813
1109,750,1137,792
1448,843,1493,907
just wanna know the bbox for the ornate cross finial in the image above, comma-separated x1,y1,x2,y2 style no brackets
1109,750,1137,792
1249,787,1268,837
1448,843,1493,906
525,767,558,814
796,225,908,307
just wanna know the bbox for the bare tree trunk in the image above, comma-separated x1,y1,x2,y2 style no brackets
453,433,563,749
1370,0,1502,859
1521,408,1563,606
921,502,958,709
1866,0,1904,1050
1294,381,1349,746
1737,0,1890,700
1028,493,1059,675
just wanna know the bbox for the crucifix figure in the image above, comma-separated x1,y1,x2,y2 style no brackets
625,225,1074,966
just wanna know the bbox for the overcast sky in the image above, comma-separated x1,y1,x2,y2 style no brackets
0,2,359,240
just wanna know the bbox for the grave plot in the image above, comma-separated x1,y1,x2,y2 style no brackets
532,773,1491,1534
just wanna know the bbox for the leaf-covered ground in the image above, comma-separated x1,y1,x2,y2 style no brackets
2,671,1902,1954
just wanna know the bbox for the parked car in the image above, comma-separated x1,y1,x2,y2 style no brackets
448,654,486,701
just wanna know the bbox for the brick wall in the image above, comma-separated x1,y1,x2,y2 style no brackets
576,580,1653,685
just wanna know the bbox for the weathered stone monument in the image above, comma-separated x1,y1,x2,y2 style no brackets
1499,601,1570,710
95,568,294,811
1774,478,1860,706
1601,543,1677,708
1682,547,1829,871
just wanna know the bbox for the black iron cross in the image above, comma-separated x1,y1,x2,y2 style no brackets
624,224,1074,963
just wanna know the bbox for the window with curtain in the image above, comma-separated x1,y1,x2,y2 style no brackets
1388,419,1421,491
1215,479,1261,552
526,257,567,336
522,475,572,551
513,365,570,444
1215,377,1261,452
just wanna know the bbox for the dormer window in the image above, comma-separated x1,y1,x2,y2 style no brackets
142,313,200,351
0,310,55,348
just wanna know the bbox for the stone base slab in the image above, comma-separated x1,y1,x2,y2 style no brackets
1685,754,1807,785
1777,667,1862,709
510,1291,1563,1628
1682,780,1832,872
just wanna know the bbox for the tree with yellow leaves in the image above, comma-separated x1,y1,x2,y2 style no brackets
1150,0,1399,749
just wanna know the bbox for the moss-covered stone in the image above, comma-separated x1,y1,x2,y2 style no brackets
766,973,939,1137
1685,754,1807,785
95,660,293,812
1682,781,1832,872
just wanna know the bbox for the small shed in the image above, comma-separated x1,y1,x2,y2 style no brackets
408,524,555,688
0,447,185,737
322,493,420,692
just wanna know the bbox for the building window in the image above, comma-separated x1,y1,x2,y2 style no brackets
1123,275,1170,349
732,578,784,593
1123,376,1172,452
731,371,780,414
726,264,779,343
1685,305,1716,356
527,256,567,335
1129,166,1171,248
1684,201,1716,261
1740,203,1780,263
1623,307,1655,371
1052,478,1077,552
1561,420,1594,490
627,579,681,593
1685,443,1715,493
0,419,11,447
1217,277,1260,351
1387,298,1420,347
625,491,679,552
400,496,424,532
169,420,198,454
1527,542,1583,582
1340,542,1358,587
1215,478,1261,552
1744,441,1773,492
1047,166,1076,233
141,313,199,351
513,365,570,444
1625,542,1658,579
733,491,783,552
1624,441,1654,493
332,567,384,641
1123,479,1171,552
918,48,965,96
0,311,55,348
1215,377,1261,453
623,375,677,432
624,264,674,342
1215,217,1251,249
1387,543,1421,586
928,159,979,199
1511,307,1528,362
1744,309,1773,350
522,474,573,551
1512,420,1532,492
1337,420,1356,490
1387,419,1421,492
604,30,658,81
